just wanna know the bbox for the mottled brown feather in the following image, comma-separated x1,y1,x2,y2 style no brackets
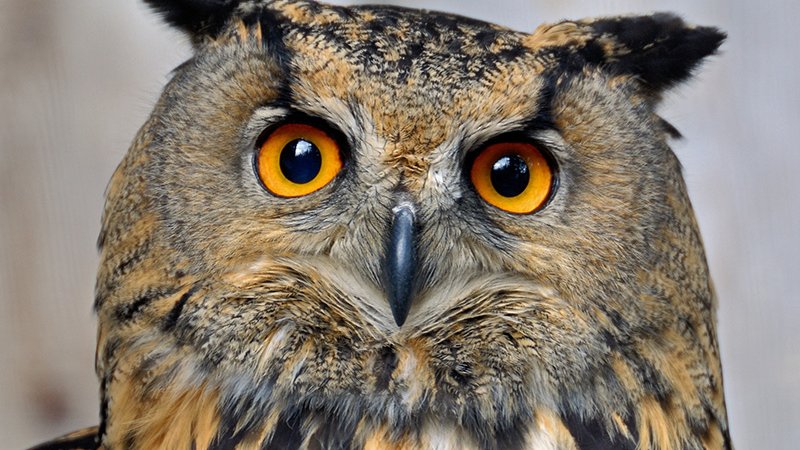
35,1,730,449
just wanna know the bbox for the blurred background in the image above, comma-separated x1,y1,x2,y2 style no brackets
0,0,797,448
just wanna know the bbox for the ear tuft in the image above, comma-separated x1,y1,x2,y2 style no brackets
585,13,726,90
143,0,241,40
530,13,726,93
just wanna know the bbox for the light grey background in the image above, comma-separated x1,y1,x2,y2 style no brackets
1,1,797,448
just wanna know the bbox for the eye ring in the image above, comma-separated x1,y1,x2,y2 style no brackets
255,122,343,197
469,141,554,214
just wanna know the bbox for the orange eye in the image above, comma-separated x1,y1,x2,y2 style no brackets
256,123,343,197
470,141,554,214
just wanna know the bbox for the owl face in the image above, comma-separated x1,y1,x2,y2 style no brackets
150,6,675,328
92,1,729,448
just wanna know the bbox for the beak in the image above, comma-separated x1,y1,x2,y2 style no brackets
384,202,417,327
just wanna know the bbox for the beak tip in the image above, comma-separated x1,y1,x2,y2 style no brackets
392,313,407,327
390,299,410,327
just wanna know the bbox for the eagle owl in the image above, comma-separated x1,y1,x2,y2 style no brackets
35,0,730,449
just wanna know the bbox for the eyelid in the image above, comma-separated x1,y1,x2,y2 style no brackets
244,106,291,144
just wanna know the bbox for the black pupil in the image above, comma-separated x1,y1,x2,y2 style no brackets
279,139,322,184
490,154,530,197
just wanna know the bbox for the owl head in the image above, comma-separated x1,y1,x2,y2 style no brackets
92,1,728,448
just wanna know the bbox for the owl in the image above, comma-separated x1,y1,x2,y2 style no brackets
34,0,730,449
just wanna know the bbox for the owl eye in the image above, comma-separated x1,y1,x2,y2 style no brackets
255,123,343,197
470,141,554,214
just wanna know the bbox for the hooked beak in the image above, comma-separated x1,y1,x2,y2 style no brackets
384,202,417,327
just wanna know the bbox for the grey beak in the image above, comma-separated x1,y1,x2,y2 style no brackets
384,203,417,326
